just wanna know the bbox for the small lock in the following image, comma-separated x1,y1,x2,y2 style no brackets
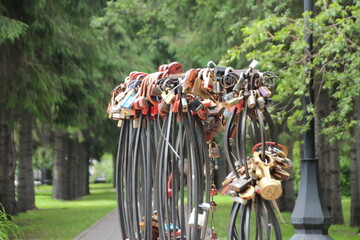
159,100,170,113
258,86,272,97
172,96,180,113
272,167,291,181
206,107,220,116
138,96,149,108
202,69,214,91
256,96,265,109
239,185,256,200
117,119,123,128
229,177,252,192
210,201,217,212
199,202,211,211
223,96,244,108
210,188,218,196
247,90,256,109
222,92,235,101
133,118,140,128
188,208,206,228
114,91,126,102
209,141,220,158
161,89,176,105
120,90,136,109
181,97,188,112
188,98,203,113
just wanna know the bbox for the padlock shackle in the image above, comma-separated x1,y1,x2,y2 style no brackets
252,142,288,155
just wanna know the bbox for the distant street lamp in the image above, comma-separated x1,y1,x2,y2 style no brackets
290,0,333,239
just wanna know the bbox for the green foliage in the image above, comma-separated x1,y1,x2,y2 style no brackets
222,0,360,140
0,16,28,44
0,204,24,240
33,145,54,170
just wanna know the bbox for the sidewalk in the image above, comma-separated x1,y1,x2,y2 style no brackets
74,209,120,240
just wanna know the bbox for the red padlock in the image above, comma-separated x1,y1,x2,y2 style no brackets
210,188,218,196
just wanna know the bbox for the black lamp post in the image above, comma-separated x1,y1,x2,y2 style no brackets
290,0,333,239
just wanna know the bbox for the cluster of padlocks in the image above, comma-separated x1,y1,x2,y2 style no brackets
108,60,292,240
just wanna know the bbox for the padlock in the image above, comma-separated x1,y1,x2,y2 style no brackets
247,90,256,109
222,96,244,108
206,107,221,116
256,94,266,109
239,185,255,200
139,221,145,230
114,91,126,102
188,208,206,228
159,100,170,113
258,86,272,97
133,118,140,128
209,141,220,158
222,92,235,101
253,152,283,200
199,202,211,211
161,89,176,105
272,167,291,181
172,95,180,113
138,96,149,108
210,201,217,212
210,188,218,196
120,89,136,109
192,70,210,99
133,97,141,110
117,119,123,128
181,97,188,112
229,177,252,192
210,118,223,133
188,98,203,113
203,68,214,91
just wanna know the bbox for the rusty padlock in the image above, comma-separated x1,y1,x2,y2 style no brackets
208,141,220,158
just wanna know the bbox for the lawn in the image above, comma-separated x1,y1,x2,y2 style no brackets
13,183,359,240
14,183,117,240
212,195,360,240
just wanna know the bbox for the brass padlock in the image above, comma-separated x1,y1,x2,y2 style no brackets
239,185,255,200
202,68,214,91
208,141,220,158
272,167,291,181
161,88,176,105
222,96,244,108
253,152,282,200
247,90,256,109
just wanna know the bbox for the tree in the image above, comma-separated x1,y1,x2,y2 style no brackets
222,0,359,224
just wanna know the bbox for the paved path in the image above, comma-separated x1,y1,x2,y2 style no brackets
74,209,120,240
74,208,211,240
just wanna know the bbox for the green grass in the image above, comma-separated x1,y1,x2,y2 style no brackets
13,183,359,240
212,195,360,240
14,183,117,240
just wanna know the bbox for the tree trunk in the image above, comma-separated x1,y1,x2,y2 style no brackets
52,130,70,199
350,96,360,227
52,130,89,200
328,95,344,224
0,107,17,215
17,112,36,212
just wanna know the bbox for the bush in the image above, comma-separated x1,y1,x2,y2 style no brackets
0,204,24,240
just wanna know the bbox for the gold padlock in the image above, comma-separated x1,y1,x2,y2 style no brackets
161,88,176,105
222,96,244,108
239,185,255,200
253,152,282,200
